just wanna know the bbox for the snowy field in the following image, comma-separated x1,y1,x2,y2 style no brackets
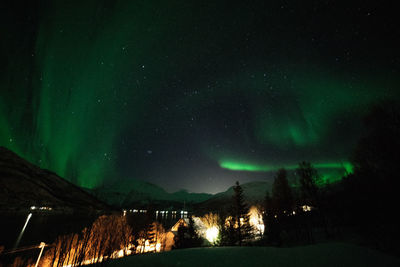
107,243,400,267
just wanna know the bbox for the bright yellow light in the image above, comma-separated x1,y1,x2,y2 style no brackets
249,206,264,236
205,226,219,243
302,205,312,212
155,243,161,252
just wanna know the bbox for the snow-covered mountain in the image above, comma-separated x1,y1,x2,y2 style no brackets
213,181,274,201
91,179,213,207
90,179,273,211
92,179,272,212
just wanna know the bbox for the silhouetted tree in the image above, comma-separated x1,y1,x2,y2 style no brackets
217,213,235,246
352,101,400,199
296,162,322,243
188,216,202,247
270,169,293,245
232,181,253,246
272,169,293,216
173,217,202,249
262,191,275,242
296,162,319,208
173,222,188,249
347,101,400,252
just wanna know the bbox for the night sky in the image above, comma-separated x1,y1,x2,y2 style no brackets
1,1,399,193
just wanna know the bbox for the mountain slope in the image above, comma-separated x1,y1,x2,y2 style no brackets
94,179,273,211
93,179,213,207
0,147,111,213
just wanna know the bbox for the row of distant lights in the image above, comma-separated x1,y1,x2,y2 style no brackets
156,210,188,215
122,209,147,215
122,209,189,217
266,205,313,218
30,206,52,211
122,210,188,215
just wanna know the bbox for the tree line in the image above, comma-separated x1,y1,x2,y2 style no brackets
175,100,400,256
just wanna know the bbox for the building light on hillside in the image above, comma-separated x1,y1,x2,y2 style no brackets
249,206,264,236
302,205,312,212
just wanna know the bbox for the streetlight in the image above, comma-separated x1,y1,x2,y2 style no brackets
13,213,32,249
34,242,46,267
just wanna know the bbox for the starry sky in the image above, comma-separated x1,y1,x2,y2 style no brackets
1,1,399,193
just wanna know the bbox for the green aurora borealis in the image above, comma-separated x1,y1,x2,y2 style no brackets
1,1,399,193
219,161,354,174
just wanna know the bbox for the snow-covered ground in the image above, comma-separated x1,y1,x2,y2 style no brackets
107,243,400,267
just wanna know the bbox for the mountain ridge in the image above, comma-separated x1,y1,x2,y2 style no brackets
0,146,111,214
0,146,273,212
91,178,214,207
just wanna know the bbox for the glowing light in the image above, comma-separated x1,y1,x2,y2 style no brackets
30,206,52,211
14,213,32,249
218,160,354,186
34,242,46,267
136,239,159,253
219,160,353,174
135,222,167,254
249,206,265,236
117,249,124,258
197,213,220,244
155,243,161,252
302,205,312,212
205,226,219,244
62,246,133,267
219,161,273,172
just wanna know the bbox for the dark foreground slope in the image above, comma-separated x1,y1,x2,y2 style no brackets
0,147,110,214
107,243,400,267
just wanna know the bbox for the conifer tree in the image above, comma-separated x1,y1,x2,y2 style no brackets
272,168,293,216
296,162,320,243
296,162,319,207
173,222,188,249
270,169,293,245
218,214,234,246
188,216,202,247
263,191,274,241
232,181,253,246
